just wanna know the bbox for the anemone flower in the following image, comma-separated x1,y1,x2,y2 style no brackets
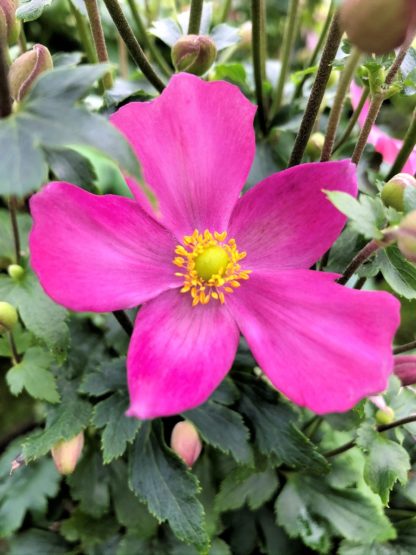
350,81,416,174
30,73,400,419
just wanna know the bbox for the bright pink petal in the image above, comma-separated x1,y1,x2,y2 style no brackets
126,290,239,419
111,73,256,239
227,270,400,414
228,161,357,271
30,182,178,312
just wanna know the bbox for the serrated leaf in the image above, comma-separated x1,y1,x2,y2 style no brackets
23,398,92,461
184,401,252,465
325,191,385,239
16,0,53,21
215,466,278,512
129,422,209,552
0,273,69,359
92,392,140,463
7,529,69,555
6,347,59,403
378,245,416,299
237,375,329,473
60,509,118,548
80,357,127,396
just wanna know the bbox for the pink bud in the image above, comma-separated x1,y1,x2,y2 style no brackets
8,43,53,102
51,432,84,475
0,0,20,46
394,355,416,386
170,421,202,467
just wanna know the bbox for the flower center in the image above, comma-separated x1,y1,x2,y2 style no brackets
173,229,251,306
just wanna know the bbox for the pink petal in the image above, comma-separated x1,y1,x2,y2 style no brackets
126,289,239,419
227,270,400,414
111,73,256,239
30,182,178,312
228,161,357,271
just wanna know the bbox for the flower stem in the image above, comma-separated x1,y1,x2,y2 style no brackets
288,12,342,167
333,86,369,153
0,36,12,118
8,331,21,365
251,0,267,135
352,43,410,165
70,2,99,64
113,310,133,335
337,239,380,285
19,25,27,54
9,197,21,265
270,0,300,119
220,0,232,23
324,414,416,458
320,48,361,162
85,0,114,89
126,0,171,77
103,0,165,92
188,0,203,34
386,107,416,180
393,340,416,355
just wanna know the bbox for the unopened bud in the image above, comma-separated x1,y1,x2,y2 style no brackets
0,301,18,333
239,21,252,47
340,0,416,55
51,432,84,475
381,173,416,212
306,132,325,160
0,0,20,46
375,406,395,425
170,421,202,467
8,43,53,102
397,211,416,262
393,355,416,386
172,35,217,76
8,264,24,281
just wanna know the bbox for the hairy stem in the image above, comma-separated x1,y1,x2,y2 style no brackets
113,310,133,335
320,48,361,161
8,331,21,365
251,0,267,135
337,240,380,285
393,340,416,355
103,0,165,92
333,86,369,152
85,0,113,89
188,0,203,34
70,2,99,64
9,197,21,265
0,36,12,118
386,107,416,180
288,12,342,167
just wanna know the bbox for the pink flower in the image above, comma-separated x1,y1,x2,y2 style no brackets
29,73,400,419
350,81,416,174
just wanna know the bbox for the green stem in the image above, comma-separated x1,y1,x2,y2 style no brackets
8,331,21,365
251,0,267,135
320,48,361,162
85,0,113,89
70,2,98,64
103,0,165,92
337,239,380,285
9,197,21,265
0,35,11,118
126,0,171,77
393,340,416,355
270,0,300,119
188,0,203,34
288,12,342,167
19,25,27,54
220,0,232,23
333,86,369,152
386,107,416,180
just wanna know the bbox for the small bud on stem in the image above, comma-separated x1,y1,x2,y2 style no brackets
170,421,202,467
381,173,416,212
8,43,53,102
171,35,217,76
0,301,18,333
51,432,84,475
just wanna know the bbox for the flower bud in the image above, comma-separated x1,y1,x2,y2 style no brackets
393,355,416,386
172,35,217,76
170,421,202,467
375,406,395,425
239,21,252,47
306,132,325,160
0,0,20,46
8,43,53,102
381,173,416,212
339,0,416,55
7,264,24,281
51,432,84,475
397,210,416,262
0,301,18,333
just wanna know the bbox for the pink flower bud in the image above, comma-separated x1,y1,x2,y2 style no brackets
0,301,18,333
340,0,416,55
8,43,53,102
51,432,84,475
171,35,217,76
381,173,416,212
397,210,416,262
0,0,20,46
394,355,416,386
170,421,202,467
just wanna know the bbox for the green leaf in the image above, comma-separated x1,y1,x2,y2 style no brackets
60,509,118,549
215,466,279,512
92,392,141,463
184,401,253,465
44,146,97,189
357,425,410,504
378,245,416,299
237,375,329,473
0,458,60,537
23,398,92,461
80,357,127,396
16,0,53,21
325,191,385,240
0,273,69,359
276,474,396,548
7,530,69,555
6,346,59,403
129,422,209,552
